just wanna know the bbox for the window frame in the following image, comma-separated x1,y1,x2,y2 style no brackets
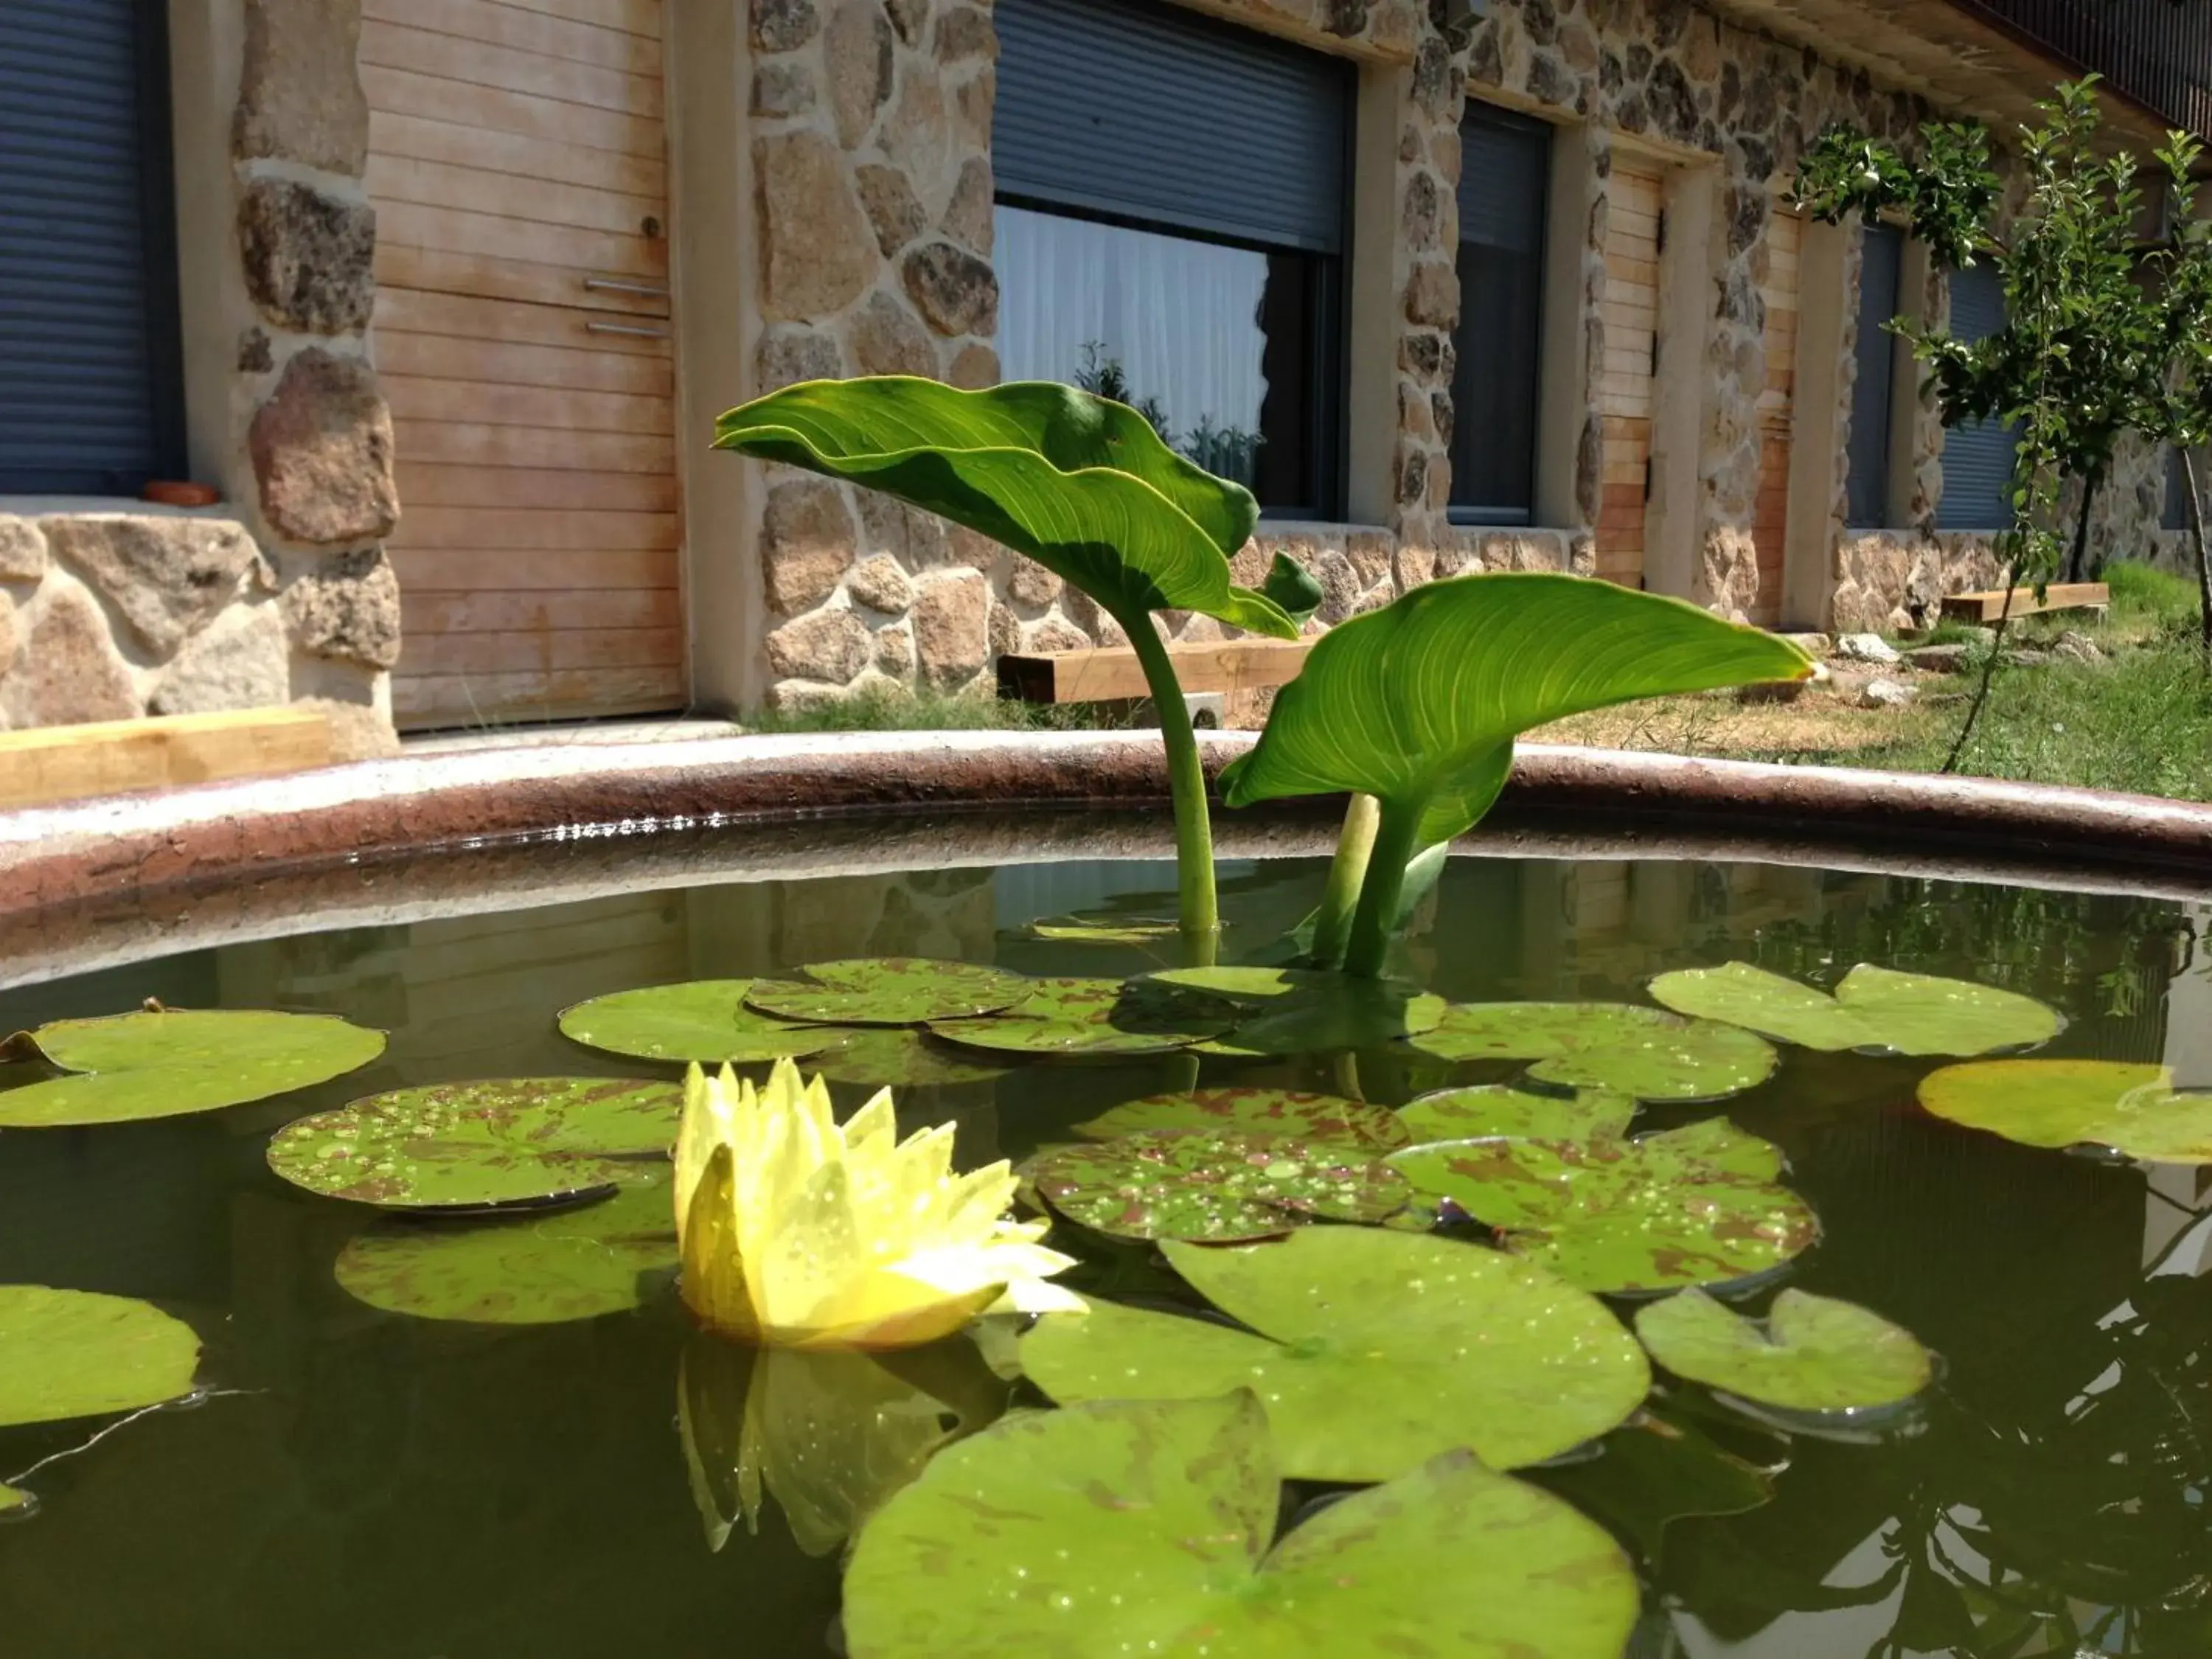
1845,223,1905,529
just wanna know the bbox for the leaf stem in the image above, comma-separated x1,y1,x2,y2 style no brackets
1310,794,1380,969
1124,612,1219,943
1343,801,1422,980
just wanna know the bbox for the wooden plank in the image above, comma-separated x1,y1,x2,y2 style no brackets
374,287,670,350
360,19,661,118
403,586,681,632
367,153,658,237
364,0,662,76
361,63,662,157
384,419,673,473
997,638,1312,704
390,546,677,589
374,200,664,281
393,505,679,550
488,0,662,38
383,375,674,435
0,709,333,809
376,242,669,314
369,108,664,195
378,332,673,395
395,461,677,511
1939,582,2111,623
394,664,684,725
402,625,684,673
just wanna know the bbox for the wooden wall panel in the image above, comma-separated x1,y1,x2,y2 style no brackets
1752,209,1801,627
1596,163,1663,586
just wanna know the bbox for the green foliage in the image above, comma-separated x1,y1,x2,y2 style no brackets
1646,961,2061,1055
0,1286,201,1428
1919,1057,2212,1161
1635,1290,1935,1415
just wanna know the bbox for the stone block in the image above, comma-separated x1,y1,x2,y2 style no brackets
44,514,268,661
754,0,820,52
1404,258,1458,327
860,489,951,568
847,554,916,615
947,342,998,389
856,163,928,256
0,590,16,675
4,582,141,728
249,349,399,547
941,159,994,254
151,601,292,715
751,60,817,117
238,179,375,335
768,607,872,684
826,0,896,148
763,481,858,616
757,325,844,393
1006,557,1060,609
0,516,47,582
936,4,995,59
913,571,990,686
902,242,998,338
846,291,937,378
282,546,402,668
757,133,881,319
302,695,402,760
872,622,917,678
885,0,930,43
233,0,369,175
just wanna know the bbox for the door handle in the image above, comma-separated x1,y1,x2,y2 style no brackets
584,277,670,299
585,321,671,338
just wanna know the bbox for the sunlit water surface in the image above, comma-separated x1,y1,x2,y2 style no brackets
1,853,2208,1658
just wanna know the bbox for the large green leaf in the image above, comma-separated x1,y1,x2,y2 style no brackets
1147,967,1446,1056
1026,1130,1410,1242
0,1008,386,1127
557,981,844,1064
1072,1087,1411,1151
714,377,1297,637
1388,1123,1818,1293
1219,573,1811,845
1649,962,2061,1056
1019,1228,1649,1478
267,1077,681,1208
333,1176,678,1324
1397,1084,1638,1144
742,959,1030,1026
0,1286,201,1427
1635,1290,1934,1413
1918,1058,2212,1162
807,1029,1010,1088
928,975,1237,1057
843,1392,1641,1659
1408,1001,1778,1101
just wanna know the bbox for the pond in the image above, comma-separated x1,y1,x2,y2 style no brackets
0,849,2207,1658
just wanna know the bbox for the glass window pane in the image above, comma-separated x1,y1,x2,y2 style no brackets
1846,226,1903,527
1451,106,1551,525
1935,265,2020,531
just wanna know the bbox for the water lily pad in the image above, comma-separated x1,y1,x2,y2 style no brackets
928,976,1235,1057
1398,1084,1637,1144
744,958,1031,1026
1534,1408,1776,1561
1072,1087,1411,1151
844,1392,1640,1659
1649,961,2061,1056
807,1029,1010,1088
1150,967,1445,1056
1026,913,1180,945
1020,1228,1649,1479
267,1077,681,1209
0,1286,201,1427
556,981,842,1064
1026,1130,1409,1242
1635,1289,1934,1413
1387,1123,1818,1293
0,1008,386,1127
1407,1001,1777,1101
334,1175,678,1323
1918,1059,2212,1162
0,1484,29,1516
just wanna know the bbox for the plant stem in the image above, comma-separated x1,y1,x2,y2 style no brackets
1943,554,2022,774
2064,469,2100,584
1310,793,1380,969
1124,611,1218,943
1343,801,1422,980
2185,448,2211,667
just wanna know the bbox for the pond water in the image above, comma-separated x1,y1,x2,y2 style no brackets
1,851,2208,1658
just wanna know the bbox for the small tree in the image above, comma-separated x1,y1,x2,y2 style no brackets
2136,132,2212,659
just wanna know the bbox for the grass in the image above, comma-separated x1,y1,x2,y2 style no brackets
742,680,1142,735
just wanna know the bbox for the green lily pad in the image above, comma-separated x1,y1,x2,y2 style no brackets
1918,1059,2212,1162
1072,1087,1411,1151
1398,1084,1638,1144
1387,1123,1818,1293
0,1484,29,1516
806,1029,1010,1088
333,1175,678,1324
556,981,841,1064
1406,1001,1777,1101
1534,1408,1777,1562
267,1077,681,1209
1026,912,1180,945
1020,1228,1650,1479
928,975,1236,1057
742,958,1031,1026
0,1008,386,1127
1648,961,2061,1056
1150,967,1446,1056
844,1392,1640,1659
0,1286,201,1427
1026,1130,1410,1242
1635,1289,1935,1413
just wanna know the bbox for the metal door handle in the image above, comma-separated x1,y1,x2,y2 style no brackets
584,277,670,298
585,321,670,338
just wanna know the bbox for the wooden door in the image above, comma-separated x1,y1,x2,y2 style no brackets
1750,209,1801,627
361,0,684,730
1596,161,1662,585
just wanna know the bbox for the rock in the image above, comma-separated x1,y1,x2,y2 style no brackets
767,607,871,684
885,0,929,42
1006,558,1061,608
1022,614,1091,654
2052,629,2107,664
902,242,999,338
756,132,880,319
151,602,291,714
912,571,990,686
751,60,816,117
0,516,47,582
824,0,894,149
1899,643,1971,673
45,514,268,660
757,325,843,393
946,342,998,389
1403,258,1458,327
232,0,369,174
237,179,375,335
762,481,858,616
248,349,399,546
847,554,916,615
1776,631,1831,656
859,489,950,568
5,582,140,728
940,158,994,254
2003,647,2053,668
753,0,819,52
936,4,994,60
844,291,937,378
1313,549,1366,625
872,622,917,678
855,163,928,256
0,590,17,674
1834,632,1902,664
1861,678,1917,709
301,696,402,761
1401,171,1443,251
282,547,402,668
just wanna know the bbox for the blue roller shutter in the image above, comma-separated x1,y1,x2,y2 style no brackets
992,0,1351,254
1451,104,1552,524
0,0,184,495
1935,264,2018,531
1846,226,1903,527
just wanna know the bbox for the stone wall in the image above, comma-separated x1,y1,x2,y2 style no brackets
0,0,397,756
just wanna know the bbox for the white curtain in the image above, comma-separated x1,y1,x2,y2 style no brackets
993,204,1269,444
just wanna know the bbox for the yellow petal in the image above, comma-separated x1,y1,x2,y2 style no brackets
681,1143,761,1340
755,1157,862,1334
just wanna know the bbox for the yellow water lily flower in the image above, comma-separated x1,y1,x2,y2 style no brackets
673,1058,1084,1348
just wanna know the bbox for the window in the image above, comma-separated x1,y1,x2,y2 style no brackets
992,0,1349,517
2166,448,2195,532
1450,105,1551,526
0,0,184,495
1846,225,1904,527
1934,265,2019,531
